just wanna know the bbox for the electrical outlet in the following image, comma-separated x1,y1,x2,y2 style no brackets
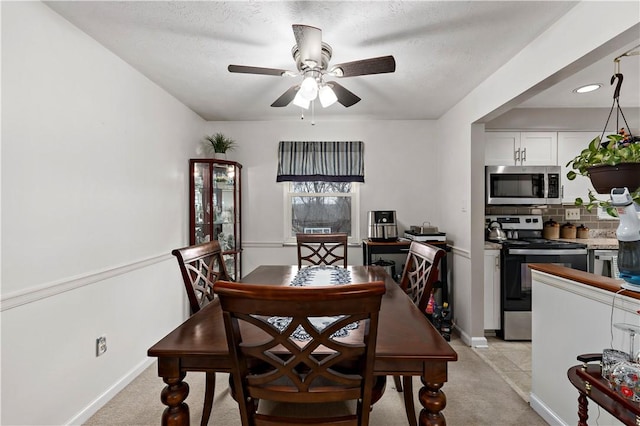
565,208,581,221
96,335,107,357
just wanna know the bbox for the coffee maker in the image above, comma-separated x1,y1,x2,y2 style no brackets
367,210,398,241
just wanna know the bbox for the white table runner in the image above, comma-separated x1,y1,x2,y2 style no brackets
267,266,357,340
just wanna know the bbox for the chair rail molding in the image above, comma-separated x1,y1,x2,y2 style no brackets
243,240,284,248
0,253,173,311
449,245,471,259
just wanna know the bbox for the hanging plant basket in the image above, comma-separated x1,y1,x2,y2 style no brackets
587,163,640,194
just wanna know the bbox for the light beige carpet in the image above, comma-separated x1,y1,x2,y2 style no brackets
85,336,547,425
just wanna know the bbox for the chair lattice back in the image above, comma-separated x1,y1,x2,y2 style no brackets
399,242,446,313
296,233,348,268
172,240,232,314
215,280,385,426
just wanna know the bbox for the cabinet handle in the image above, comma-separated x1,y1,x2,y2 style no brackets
495,256,500,269
521,147,526,162
514,148,520,163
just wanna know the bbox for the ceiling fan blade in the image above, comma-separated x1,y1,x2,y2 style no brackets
228,64,289,76
330,55,396,77
292,24,322,68
271,85,300,107
327,82,361,107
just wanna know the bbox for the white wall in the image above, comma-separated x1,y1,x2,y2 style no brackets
201,120,439,275
436,1,640,346
1,2,206,424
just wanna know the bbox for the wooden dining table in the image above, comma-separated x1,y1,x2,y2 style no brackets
147,265,458,426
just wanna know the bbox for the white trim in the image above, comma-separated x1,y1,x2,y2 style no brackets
243,241,285,248
471,337,489,348
1,253,173,311
449,245,470,259
64,357,155,425
456,327,473,346
530,392,568,426
455,326,487,348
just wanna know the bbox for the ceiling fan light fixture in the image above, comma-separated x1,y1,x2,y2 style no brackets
299,75,318,100
293,90,310,109
319,85,338,107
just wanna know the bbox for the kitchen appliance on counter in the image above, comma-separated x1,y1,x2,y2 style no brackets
405,221,447,241
486,165,562,205
485,214,588,340
410,222,438,234
367,210,398,242
404,230,447,242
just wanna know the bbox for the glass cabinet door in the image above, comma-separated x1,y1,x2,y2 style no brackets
190,159,242,280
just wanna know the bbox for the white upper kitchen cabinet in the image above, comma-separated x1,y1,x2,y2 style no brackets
485,132,558,166
557,131,602,204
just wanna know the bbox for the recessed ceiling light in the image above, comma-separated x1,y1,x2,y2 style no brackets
573,84,602,94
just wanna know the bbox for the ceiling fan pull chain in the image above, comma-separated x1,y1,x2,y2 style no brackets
311,100,316,126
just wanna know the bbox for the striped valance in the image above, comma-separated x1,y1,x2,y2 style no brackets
276,141,364,183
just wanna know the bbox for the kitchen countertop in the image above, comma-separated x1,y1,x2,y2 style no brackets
484,241,502,250
555,238,619,249
484,238,619,250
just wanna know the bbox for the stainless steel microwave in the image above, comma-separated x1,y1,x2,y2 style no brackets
486,165,562,205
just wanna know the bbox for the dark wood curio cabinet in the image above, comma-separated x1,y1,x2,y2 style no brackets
189,159,242,280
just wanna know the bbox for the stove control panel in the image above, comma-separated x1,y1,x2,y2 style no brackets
485,215,543,231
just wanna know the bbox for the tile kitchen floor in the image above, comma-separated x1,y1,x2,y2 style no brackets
473,336,532,402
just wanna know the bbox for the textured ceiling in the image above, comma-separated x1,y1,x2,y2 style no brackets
44,1,637,122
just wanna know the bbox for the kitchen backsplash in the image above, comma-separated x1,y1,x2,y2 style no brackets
485,205,618,238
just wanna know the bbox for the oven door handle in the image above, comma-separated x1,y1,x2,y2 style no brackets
508,248,588,255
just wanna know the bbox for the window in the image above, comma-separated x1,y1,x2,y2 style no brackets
283,181,359,244
277,141,364,244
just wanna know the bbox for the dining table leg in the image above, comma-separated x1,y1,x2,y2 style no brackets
158,358,190,426
418,362,448,426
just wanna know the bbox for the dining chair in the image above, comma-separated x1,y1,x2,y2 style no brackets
296,232,348,268
393,241,447,426
215,280,386,426
171,240,232,426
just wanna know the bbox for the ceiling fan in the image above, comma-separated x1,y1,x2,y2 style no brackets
228,24,396,109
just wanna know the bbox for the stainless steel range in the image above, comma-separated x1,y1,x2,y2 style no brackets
485,215,588,340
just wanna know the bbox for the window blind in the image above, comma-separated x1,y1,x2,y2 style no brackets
276,141,364,182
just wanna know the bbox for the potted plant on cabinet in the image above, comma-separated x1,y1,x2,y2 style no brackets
566,128,640,216
203,132,237,158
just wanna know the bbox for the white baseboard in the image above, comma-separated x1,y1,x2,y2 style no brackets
530,392,568,426
65,357,156,425
456,327,488,347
